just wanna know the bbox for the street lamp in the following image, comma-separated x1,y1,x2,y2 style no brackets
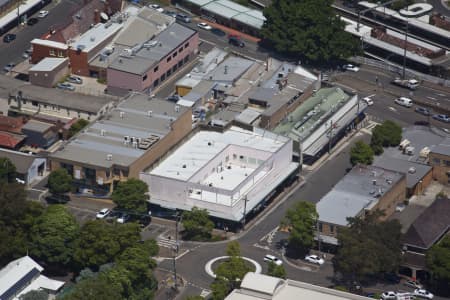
402,20,409,79
172,212,182,290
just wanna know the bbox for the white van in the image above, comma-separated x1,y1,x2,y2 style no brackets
395,97,413,108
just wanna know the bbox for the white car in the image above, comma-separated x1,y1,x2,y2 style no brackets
264,254,283,266
343,64,360,72
305,254,325,265
414,289,434,299
381,291,397,300
149,4,164,13
96,208,110,219
362,96,374,106
38,10,48,18
197,22,212,30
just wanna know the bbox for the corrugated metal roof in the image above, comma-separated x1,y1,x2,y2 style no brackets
29,57,68,72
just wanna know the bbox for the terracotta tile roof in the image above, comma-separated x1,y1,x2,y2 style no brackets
0,132,25,149
0,116,25,134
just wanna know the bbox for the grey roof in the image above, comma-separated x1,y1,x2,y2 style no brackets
317,164,405,226
205,56,254,83
402,197,450,249
0,149,41,174
235,107,261,124
22,120,53,133
431,137,450,156
50,93,188,169
0,75,29,99
29,58,68,72
108,23,196,75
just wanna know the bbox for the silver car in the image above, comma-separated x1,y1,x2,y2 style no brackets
3,63,15,72
56,82,75,91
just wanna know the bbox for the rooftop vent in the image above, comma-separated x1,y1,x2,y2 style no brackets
408,167,416,174
148,110,153,117
120,111,124,118
106,154,112,161
90,36,95,42
372,179,377,185
175,105,180,112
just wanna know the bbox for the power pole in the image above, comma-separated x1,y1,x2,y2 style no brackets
242,195,248,229
173,212,181,290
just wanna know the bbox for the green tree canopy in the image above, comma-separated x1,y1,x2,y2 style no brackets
211,278,231,300
426,235,450,296
30,205,79,266
19,290,48,300
48,168,73,195
371,120,402,155
112,178,149,214
282,201,318,257
350,141,374,166
68,119,89,138
0,157,16,183
333,211,402,283
182,206,214,241
73,221,141,270
62,273,124,300
267,261,287,279
186,296,205,300
261,0,360,64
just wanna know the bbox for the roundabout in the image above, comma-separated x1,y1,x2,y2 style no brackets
205,256,262,278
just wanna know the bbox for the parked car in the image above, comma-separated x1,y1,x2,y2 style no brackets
415,106,430,116
384,273,401,284
3,33,16,43
211,28,226,37
45,194,70,204
229,36,245,47
381,291,397,300
176,13,191,23
414,120,430,126
22,52,30,59
404,279,423,289
197,22,212,30
96,208,111,219
362,96,374,106
27,17,38,25
167,94,180,102
56,82,75,91
414,289,434,299
3,63,15,72
342,64,360,72
305,254,325,265
117,213,131,224
394,97,413,108
149,4,164,12
432,114,450,123
164,10,177,18
139,215,152,228
67,75,83,84
264,254,283,266
38,10,49,18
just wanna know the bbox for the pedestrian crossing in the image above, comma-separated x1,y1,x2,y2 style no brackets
157,237,179,249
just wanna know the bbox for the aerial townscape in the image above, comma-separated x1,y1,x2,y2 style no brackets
1,0,450,299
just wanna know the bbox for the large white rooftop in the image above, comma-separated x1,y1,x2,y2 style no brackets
149,126,289,181
71,21,123,53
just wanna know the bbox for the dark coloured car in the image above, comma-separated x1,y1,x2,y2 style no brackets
176,13,191,23
229,36,245,47
384,273,401,284
45,194,71,204
167,94,180,102
27,18,38,26
3,33,16,43
139,215,152,228
415,106,430,116
211,28,226,37
414,120,430,126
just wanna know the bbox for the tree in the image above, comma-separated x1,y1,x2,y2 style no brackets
267,261,287,279
370,120,402,155
333,211,402,283
0,182,28,225
19,290,48,300
48,168,73,195
186,296,204,300
282,201,318,257
0,157,16,183
73,221,141,270
63,275,124,300
182,206,214,241
112,179,149,214
426,235,450,296
211,278,231,300
68,119,89,138
350,141,374,166
260,0,360,65
30,205,79,266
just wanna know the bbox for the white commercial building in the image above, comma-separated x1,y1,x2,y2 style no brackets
141,126,298,222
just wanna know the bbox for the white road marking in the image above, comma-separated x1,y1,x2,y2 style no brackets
437,93,446,97
388,106,397,112
427,96,437,101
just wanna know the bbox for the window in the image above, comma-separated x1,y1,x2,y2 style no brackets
58,50,64,57
142,74,148,81
178,61,183,68
330,225,335,233
166,69,171,77
49,49,55,56
161,74,166,81
319,223,323,232
154,66,159,72
178,48,182,54
445,160,450,167
22,100,27,105
173,52,177,58
43,104,47,109
166,56,172,63
172,65,177,73
433,158,441,165
184,56,189,63
32,101,38,107
153,79,159,87
184,42,189,49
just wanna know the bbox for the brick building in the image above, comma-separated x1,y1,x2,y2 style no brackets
429,137,450,185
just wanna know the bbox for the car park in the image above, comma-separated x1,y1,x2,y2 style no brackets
229,36,245,47
3,33,16,43
27,17,38,25
211,28,226,37
394,97,413,108
415,106,430,116
381,291,397,300
96,208,111,219
38,10,49,18
56,82,75,91
404,279,423,289
432,114,450,123
176,13,191,23
117,213,131,224
3,63,15,72
414,289,433,299
304,254,325,265
342,64,360,72
197,22,212,30
67,75,83,84
149,4,164,13
264,254,283,266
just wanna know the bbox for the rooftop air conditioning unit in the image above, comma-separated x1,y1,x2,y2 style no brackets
106,154,112,161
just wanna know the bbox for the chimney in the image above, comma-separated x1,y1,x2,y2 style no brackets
94,9,100,24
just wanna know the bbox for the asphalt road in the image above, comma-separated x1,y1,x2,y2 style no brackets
0,0,82,69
